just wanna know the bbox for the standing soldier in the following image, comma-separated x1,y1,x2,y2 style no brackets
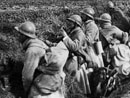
60,14,93,96
15,21,49,97
80,7,104,68
60,14,91,76
80,7,99,44
29,40,68,98
15,21,68,98
98,13,128,67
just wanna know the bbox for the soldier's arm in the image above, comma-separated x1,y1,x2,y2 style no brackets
22,49,45,92
86,24,99,42
63,36,81,52
121,32,128,44
63,28,85,52
63,33,91,62
114,29,128,44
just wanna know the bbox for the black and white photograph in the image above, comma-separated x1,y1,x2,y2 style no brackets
0,0,130,98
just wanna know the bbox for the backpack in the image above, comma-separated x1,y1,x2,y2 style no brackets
33,41,69,95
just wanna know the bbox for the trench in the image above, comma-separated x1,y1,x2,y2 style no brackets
0,58,25,98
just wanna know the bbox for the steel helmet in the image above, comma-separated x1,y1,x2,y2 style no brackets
100,13,111,22
67,14,82,27
80,7,95,19
107,1,114,8
15,21,36,38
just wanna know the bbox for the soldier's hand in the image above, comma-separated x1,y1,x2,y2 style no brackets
127,42,130,48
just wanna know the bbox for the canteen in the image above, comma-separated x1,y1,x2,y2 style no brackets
94,41,104,55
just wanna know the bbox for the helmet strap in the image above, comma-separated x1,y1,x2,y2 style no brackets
84,15,93,22
19,33,30,44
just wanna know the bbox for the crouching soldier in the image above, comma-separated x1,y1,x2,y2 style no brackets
98,13,130,75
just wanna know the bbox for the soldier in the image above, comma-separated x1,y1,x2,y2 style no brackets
60,14,101,96
15,21,69,98
99,13,130,76
107,1,130,33
15,21,49,97
80,7,104,68
60,14,91,76
98,13,128,66
80,7,99,44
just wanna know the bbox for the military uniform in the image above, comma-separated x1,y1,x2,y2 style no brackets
22,38,48,93
62,15,92,76
84,19,104,68
15,21,67,98
99,21,128,65
29,41,68,98
63,22,92,96
84,20,99,43
63,13,102,96
63,27,90,75
100,24,128,49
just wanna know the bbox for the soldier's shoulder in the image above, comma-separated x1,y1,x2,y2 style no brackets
86,20,98,29
27,38,48,52
73,27,84,34
111,25,123,32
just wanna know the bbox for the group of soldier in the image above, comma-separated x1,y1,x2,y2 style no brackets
13,1,130,98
